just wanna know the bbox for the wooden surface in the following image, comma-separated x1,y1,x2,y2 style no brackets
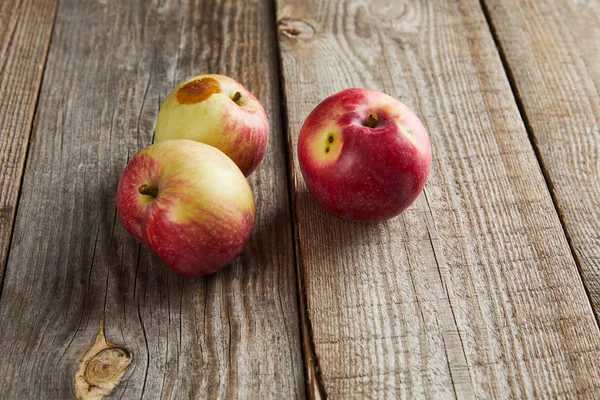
482,0,600,319
0,0,303,398
0,0,599,398
276,0,600,397
0,0,57,282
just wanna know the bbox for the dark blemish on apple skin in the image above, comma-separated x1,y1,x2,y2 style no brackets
176,77,221,104
328,135,334,143
325,147,330,153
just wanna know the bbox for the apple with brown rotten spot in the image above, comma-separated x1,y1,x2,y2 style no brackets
154,74,269,176
298,88,432,223
116,140,255,277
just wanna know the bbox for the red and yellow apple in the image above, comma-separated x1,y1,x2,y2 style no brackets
298,88,432,223
116,140,255,276
154,74,269,176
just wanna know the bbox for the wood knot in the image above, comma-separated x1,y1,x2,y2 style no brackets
278,18,316,39
368,0,408,20
84,348,132,386
74,321,132,400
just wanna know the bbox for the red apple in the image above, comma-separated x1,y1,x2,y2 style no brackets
154,74,269,176
116,140,255,276
298,88,432,222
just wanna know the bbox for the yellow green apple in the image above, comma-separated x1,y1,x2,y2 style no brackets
154,74,269,176
116,140,255,276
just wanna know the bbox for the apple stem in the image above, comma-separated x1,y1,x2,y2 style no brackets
366,112,379,128
232,92,242,103
139,184,159,198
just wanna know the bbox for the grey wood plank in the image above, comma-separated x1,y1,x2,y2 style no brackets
0,0,304,398
482,0,600,319
0,0,58,286
276,0,600,398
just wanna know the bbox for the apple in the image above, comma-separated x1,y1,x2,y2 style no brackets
154,74,269,176
297,88,432,223
116,139,255,276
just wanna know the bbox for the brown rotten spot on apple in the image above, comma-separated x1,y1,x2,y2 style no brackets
176,76,221,104
325,133,334,153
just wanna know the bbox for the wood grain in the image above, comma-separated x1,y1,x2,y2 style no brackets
482,0,600,319
0,0,57,285
0,0,303,398
276,0,600,397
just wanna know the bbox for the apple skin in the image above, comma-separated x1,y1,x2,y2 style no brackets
298,88,432,223
116,140,255,276
154,74,269,176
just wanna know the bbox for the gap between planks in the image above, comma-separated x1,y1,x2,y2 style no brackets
270,0,327,397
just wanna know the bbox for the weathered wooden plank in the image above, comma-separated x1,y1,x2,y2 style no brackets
482,0,600,320
0,0,57,285
276,0,600,398
0,0,304,398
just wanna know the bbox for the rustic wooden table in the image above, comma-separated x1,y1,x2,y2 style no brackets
1,0,599,398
